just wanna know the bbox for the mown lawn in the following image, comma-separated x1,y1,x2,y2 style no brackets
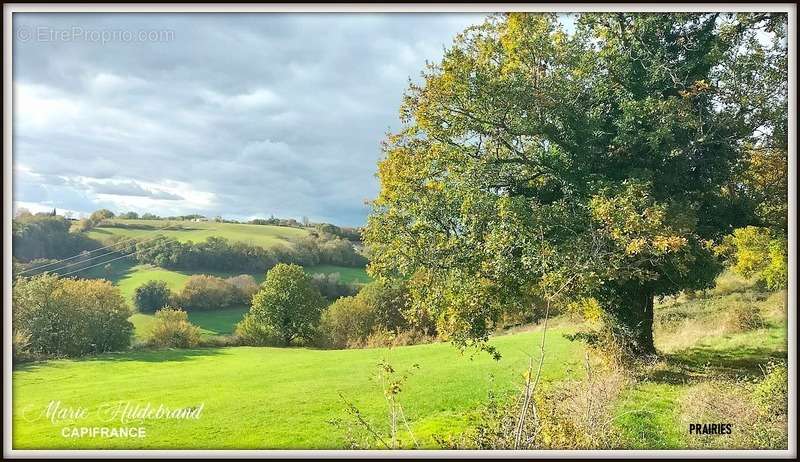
12,327,585,449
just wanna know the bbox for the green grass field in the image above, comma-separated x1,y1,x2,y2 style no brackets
86,219,308,249
305,264,373,284
12,327,585,449
14,265,786,450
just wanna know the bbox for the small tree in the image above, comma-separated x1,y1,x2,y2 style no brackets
248,263,325,345
133,280,172,313
70,218,93,233
148,307,201,348
89,208,115,225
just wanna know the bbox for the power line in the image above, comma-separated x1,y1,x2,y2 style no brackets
22,232,172,276
17,221,179,275
56,247,147,279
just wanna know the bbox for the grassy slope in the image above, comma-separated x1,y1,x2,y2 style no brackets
12,328,585,449
77,219,372,339
613,287,788,449
14,266,785,449
86,219,308,249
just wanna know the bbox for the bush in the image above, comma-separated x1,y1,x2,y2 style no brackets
13,274,133,357
247,263,325,345
723,302,766,332
12,329,33,363
566,313,644,367
318,296,376,348
234,313,282,346
753,362,788,419
451,367,629,449
710,271,756,297
175,274,241,311
679,368,787,449
362,327,435,349
133,280,172,313
148,308,201,348
721,227,788,291
225,274,260,305
315,278,435,349
310,272,358,300
763,238,788,291
89,208,115,224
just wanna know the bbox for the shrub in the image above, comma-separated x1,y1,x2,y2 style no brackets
318,296,376,348
234,313,282,346
13,274,133,357
566,313,644,367
679,370,787,449
70,218,93,233
723,302,766,332
763,238,788,291
148,307,201,348
315,278,435,349
175,274,241,311
133,280,172,313
12,329,32,363
363,327,435,349
89,208,115,224
753,362,788,418
248,263,325,345
357,279,412,332
456,367,629,449
722,227,788,291
310,272,358,301
225,274,260,305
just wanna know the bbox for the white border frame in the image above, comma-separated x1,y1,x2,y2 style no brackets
3,2,796,459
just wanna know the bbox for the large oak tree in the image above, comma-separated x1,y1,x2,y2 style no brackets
365,13,787,355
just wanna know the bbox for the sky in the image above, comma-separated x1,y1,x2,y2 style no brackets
12,13,489,226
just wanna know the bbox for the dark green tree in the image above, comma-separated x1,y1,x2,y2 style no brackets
133,280,172,313
249,263,325,345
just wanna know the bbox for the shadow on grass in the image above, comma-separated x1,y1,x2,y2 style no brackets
67,257,140,283
648,343,787,384
13,347,227,373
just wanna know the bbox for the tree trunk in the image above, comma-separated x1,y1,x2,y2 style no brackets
607,286,657,357
636,291,656,355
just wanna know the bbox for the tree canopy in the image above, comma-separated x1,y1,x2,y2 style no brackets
365,13,787,355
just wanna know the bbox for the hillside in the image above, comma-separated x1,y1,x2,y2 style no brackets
12,282,788,449
12,327,585,449
86,219,310,249
77,219,371,340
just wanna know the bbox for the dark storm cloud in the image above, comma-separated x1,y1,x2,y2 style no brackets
12,12,487,225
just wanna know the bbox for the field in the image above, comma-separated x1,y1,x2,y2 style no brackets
74,220,371,339
11,279,788,449
86,219,309,249
12,327,585,449
82,260,370,340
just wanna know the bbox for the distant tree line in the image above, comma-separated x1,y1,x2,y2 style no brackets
12,212,99,262
132,231,367,273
